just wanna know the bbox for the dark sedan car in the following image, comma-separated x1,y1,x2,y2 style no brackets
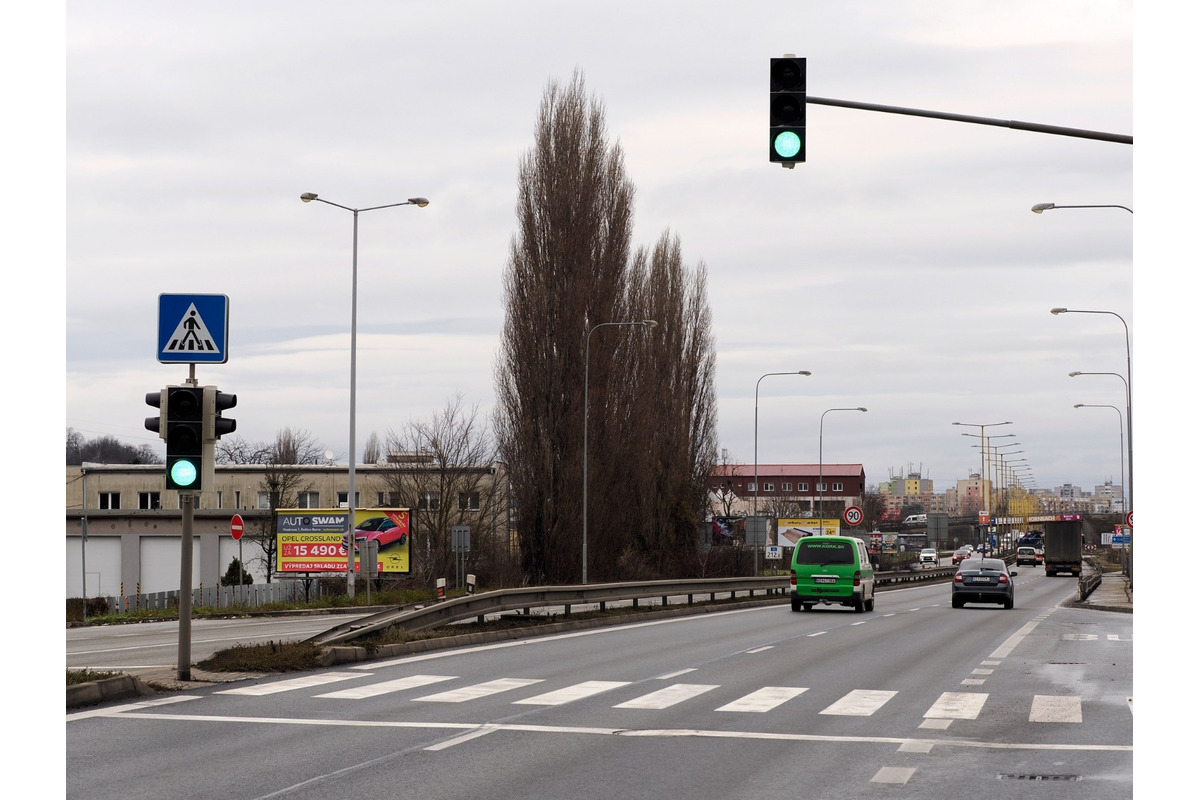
952,558,1016,609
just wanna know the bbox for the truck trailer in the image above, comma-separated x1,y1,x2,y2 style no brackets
1041,518,1083,576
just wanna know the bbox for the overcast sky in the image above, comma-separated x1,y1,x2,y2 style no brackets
58,1,1145,496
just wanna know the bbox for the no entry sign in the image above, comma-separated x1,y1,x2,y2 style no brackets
230,513,245,541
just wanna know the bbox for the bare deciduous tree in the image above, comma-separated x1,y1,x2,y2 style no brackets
381,396,513,586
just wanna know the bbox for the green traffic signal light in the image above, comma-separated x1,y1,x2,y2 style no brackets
169,458,199,488
773,130,802,159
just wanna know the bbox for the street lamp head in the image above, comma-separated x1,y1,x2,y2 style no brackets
1031,203,1056,214
856,407,867,412
408,197,430,207
300,192,318,203
1074,404,1084,408
798,370,812,376
643,320,658,328
1069,371,1081,377
1050,307,1069,315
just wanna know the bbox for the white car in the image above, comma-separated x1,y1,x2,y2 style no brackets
919,548,938,566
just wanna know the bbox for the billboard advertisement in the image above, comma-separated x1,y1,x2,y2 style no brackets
711,516,745,546
777,518,839,545
275,508,411,574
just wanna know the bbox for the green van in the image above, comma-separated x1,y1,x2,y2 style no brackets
790,535,876,613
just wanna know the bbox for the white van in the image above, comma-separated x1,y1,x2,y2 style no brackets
902,514,927,526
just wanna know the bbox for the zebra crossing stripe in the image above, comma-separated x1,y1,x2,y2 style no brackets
315,674,456,700
1029,695,1082,723
819,689,897,716
716,687,808,713
216,672,363,696
925,691,988,720
614,683,719,709
514,681,631,706
416,677,544,703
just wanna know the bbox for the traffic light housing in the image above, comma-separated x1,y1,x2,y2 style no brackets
202,386,237,488
145,390,167,441
770,57,806,165
164,386,205,491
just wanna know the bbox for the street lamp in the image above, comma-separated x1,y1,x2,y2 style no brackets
1052,308,1132,529
818,407,866,522
301,192,429,598
753,371,812,519
583,320,656,584
1074,403,1126,514
1031,202,1133,214
953,421,1011,555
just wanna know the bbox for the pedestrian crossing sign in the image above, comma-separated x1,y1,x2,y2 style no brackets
157,294,229,363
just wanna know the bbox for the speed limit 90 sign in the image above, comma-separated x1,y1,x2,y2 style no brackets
843,506,863,526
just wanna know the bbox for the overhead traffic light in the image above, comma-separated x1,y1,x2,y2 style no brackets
164,385,205,491
770,57,806,165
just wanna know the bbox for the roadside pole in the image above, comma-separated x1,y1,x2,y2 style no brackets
178,492,194,681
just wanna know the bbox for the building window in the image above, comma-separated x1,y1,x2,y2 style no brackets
832,482,844,492
98,492,120,510
138,492,160,510
763,482,774,492
747,482,756,493
257,492,272,510
816,483,826,493
178,494,202,509
235,491,241,509
378,492,400,507
216,491,223,509
458,492,480,511
782,483,792,492
797,482,807,492
296,491,319,508
418,492,440,511
337,492,361,508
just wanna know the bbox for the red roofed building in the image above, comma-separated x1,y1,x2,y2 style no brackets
708,463,866,517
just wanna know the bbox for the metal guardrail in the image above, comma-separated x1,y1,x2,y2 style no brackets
308,568,961,647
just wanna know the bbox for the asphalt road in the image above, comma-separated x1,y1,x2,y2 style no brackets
66,571,1132,800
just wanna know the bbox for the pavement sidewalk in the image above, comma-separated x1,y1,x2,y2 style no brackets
1074,570,1132,613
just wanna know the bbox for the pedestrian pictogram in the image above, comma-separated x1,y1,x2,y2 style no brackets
166,304,218,353
157,294,229,363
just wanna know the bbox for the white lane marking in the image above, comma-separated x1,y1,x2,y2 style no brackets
745,646,774,654
1030,695,1083,723
819,689,897,716
67,694,200,722
971,669,994,675
716,687,808,713
871,766,916,784
357,605,776,670
961,679,986,686
990,608,1055,659
416,677,543,703
807,631,827,638
614,683,718,709
316,674,455,700
899,741,933,753
513,681,631,706
425,724,502,751
657,668,696,680
925,692,988,720
919,718,953,730
216,672,363,696
100,711,1134,751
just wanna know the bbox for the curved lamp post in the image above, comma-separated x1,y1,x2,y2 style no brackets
953,421,1012,554
583,320,656,583
1052,308,1132,533
1074,403,1126,514
753,371,812,518
301,192,429,597
818,407,866,522
1031,202,1133,214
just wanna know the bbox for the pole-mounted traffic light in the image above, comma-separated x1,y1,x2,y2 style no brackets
145,390,167,441
202,386,237,488
770,56,806,166
164,386,205,491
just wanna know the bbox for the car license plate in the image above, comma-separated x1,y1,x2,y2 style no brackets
814,577,836,584
969,576,991,583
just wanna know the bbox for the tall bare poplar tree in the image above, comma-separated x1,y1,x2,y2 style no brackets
496,72,718,583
